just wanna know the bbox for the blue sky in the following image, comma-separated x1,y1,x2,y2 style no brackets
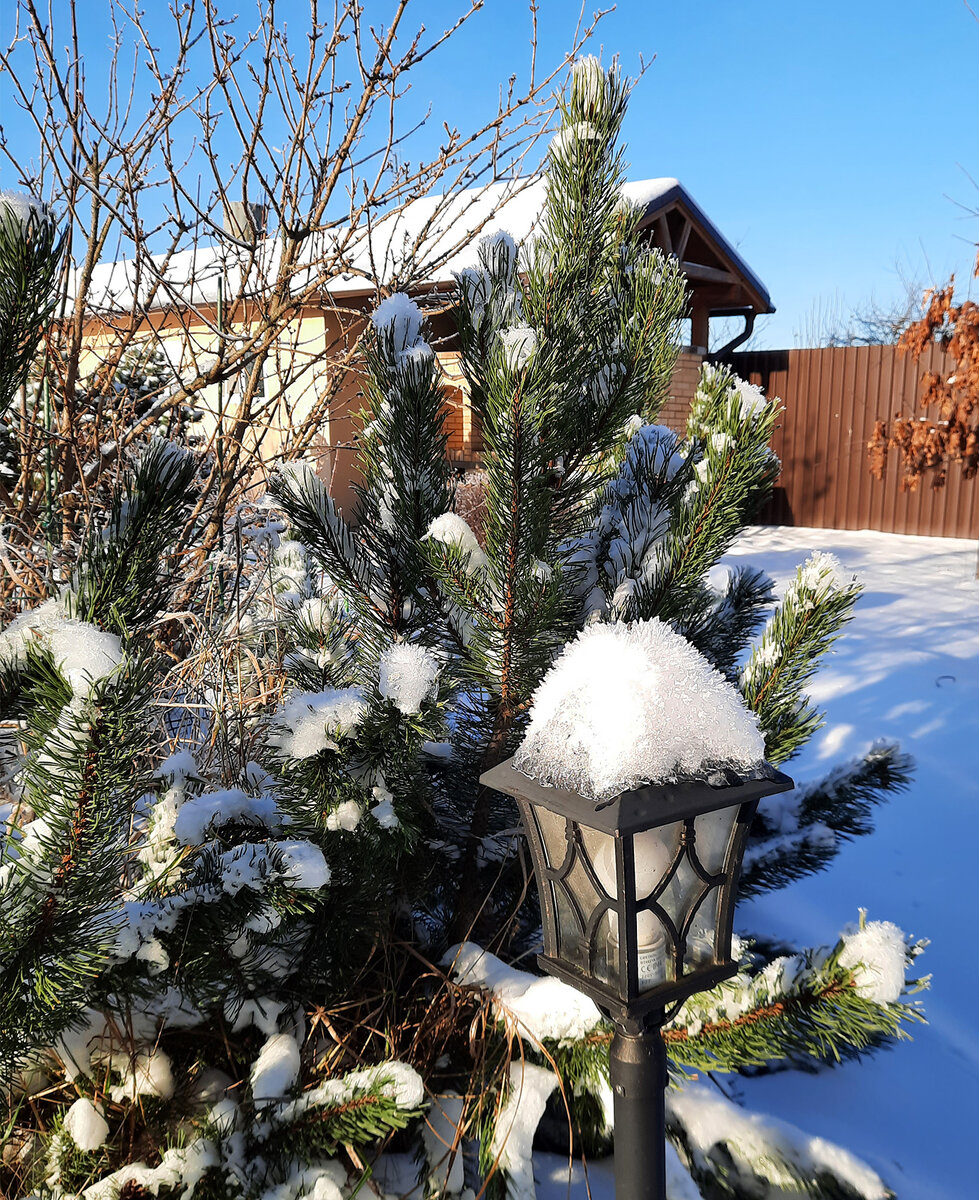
414,0,979,347
2,0,977,347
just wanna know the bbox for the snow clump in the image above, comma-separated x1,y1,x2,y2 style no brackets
0,188,50,230
550,121,601,158
837,917,909,1005
324,800,363,832
570,55,607,111
424,512,488,571
446,942,603,1043
667,1084,889,1199
372,292,425,356
378,642,440,714
733,375,769,421
0,600,124,695
270,687,366,759
513,618,766,799
489,1061,558,1200
274,839,331,890
64,1097,110,1152
172,788,282,845
250,1031,301,1104
498,323,539,373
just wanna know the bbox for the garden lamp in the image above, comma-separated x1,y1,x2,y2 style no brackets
480,757,793,1200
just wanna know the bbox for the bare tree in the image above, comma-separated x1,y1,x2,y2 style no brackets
0,0,600,604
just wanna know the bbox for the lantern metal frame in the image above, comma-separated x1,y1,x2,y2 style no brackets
480,758,794,1031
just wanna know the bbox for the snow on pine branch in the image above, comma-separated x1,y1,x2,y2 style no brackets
664,915,928,1072
378,642,440,715
446,942,604,1044
0,597,125,696
741,551,863,764
741,740,913,896
512,618,766,800
668,1083,891,1200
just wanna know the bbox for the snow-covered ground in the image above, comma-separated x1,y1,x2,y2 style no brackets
537,525,979,1200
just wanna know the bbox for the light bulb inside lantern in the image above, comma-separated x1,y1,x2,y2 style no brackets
593,829,673,904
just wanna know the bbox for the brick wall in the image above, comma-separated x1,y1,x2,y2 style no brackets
439,351,482,465
657,350,703,432
435,349,703,466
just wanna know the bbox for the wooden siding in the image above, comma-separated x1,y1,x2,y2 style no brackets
726,345,978,539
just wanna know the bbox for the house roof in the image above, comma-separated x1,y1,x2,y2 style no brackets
75,177,772,317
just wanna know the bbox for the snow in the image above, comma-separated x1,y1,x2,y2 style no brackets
0,188,49,229
64,1097,110,1152
422,1093,466,1195
269,1061,424,1132
100,1047,175,1102
0,602,125,695
371,779,400,829
667,1083,888,1199
549,121,601,158
837,917,911,1006
251,1032,301,1103
324,800,363,832
172,788,282,844
372,292,425,355
513,618,765,799
726,526,979,1200
269,687,366,759
446,943,604,1043
378,643,440,714
733,376,768,420
570,55,607,110
499,323,540,373
489,1061,558,1200
424,512,488,571
229,996,287,1037
274,839,331,890
82,1140,218,1200
72,173,748,317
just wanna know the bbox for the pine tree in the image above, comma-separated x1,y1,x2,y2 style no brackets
0,61,925,1200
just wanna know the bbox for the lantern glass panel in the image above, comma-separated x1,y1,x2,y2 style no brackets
533,805,571,871
684,888,722,968
694,806,739,875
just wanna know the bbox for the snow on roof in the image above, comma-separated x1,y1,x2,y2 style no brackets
74,176,769,313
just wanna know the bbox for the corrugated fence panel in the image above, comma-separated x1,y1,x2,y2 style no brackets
726,344,978,540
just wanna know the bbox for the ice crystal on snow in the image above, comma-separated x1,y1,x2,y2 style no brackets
513,619,765,799
378,642,439,714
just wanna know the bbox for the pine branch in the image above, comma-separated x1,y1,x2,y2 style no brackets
69,438,198,637
740,554,862,764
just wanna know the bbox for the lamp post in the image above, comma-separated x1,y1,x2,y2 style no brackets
479,758,793,1200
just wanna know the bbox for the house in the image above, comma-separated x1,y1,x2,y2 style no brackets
74,177,772,512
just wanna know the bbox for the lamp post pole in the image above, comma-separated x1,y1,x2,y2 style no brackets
609,1016,668,1200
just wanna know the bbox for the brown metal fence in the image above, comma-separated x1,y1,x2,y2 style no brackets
726,344,979,539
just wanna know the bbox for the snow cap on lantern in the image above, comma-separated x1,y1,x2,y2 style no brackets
481,618,791,1027
513,618,766,801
